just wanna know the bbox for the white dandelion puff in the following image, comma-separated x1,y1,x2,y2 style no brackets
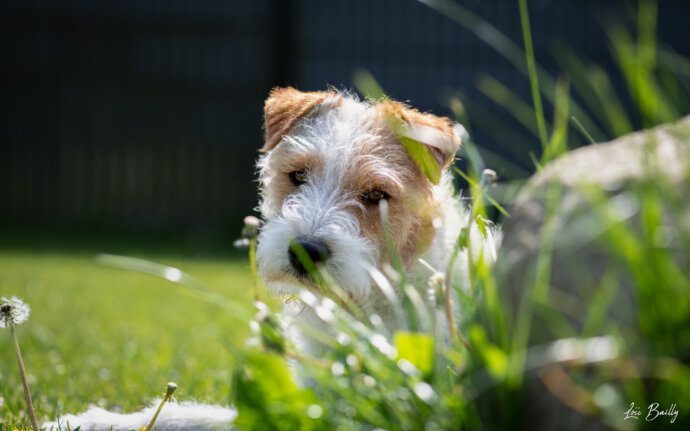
1,296,39,431
1,296,31,328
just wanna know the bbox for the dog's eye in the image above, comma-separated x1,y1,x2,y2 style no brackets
361,189,388,204
289,171,307,186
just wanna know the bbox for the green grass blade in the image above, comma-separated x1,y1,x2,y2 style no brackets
518,0,548,151
418,0,607,141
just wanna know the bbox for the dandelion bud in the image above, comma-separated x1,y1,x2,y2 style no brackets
481,168,497,186
243,215,260,228
165,382,178,399
0,297,30,328
241,215,261,239
428,272,445,306
428,272,445,288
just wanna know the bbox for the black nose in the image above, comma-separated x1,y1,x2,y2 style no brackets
288,237,330,275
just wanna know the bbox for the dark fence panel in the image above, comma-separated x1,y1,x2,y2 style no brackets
1,0,689,234
293,0,690,175
0,0,278,234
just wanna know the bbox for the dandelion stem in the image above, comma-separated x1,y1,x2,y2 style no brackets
145,383,177,431
249,238,260,301
443,280,469,351
145,400,166,431
444,225,470,351
10,323,39,431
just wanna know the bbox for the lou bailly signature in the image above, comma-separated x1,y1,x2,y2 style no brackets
624,402,679,424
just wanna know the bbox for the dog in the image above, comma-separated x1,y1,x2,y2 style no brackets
44,87,498,430
255,87,498,353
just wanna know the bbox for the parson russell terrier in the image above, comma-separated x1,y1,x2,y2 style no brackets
44,87,499,430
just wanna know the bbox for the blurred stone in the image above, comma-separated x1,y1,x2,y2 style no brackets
498,115,690,329
492,116,690,430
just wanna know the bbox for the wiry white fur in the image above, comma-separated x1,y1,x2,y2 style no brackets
256,97,385,302
257,95,378,218
415,172,500,288
256,181,376,300
44,91,499,431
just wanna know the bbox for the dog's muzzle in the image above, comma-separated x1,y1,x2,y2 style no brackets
288,236,330,276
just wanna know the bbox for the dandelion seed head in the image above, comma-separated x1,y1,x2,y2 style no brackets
0,297,30,328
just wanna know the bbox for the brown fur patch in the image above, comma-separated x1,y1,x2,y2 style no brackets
342,128,441,267
262,87,340,152
261,148,326,212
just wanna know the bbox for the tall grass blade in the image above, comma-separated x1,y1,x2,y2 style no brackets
518,0,548,151
418,0,607,141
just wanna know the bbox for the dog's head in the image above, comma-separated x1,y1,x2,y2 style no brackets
256,87,462,301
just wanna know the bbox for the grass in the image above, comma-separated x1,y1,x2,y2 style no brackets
0,240,253,429
3,1,690,430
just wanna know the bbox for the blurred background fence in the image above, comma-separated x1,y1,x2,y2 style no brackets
2,0,689,239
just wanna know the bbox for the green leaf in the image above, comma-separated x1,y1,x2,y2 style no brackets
233,351,326,431
258,314,286,355
469,325,508,379
353,68,386,101
394,331,435,376
398,136,442,184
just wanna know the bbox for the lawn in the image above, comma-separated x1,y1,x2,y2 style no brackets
3,2,689,429
0,237,253,429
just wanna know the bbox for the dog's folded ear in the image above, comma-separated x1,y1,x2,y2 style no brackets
262,87,335,152
379,100,463,173
402,121,464,170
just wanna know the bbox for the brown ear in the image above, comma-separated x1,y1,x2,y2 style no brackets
261,87,335,152
378,100,462,169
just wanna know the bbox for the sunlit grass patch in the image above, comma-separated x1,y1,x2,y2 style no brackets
0,249,253,429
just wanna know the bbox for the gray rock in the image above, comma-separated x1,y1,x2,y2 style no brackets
491,116,690,430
